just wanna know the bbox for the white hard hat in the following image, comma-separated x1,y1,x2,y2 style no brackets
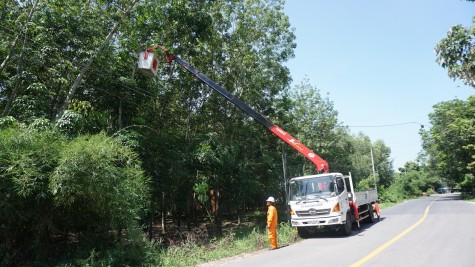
266,196,275,202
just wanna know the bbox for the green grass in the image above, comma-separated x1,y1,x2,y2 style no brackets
466,198,475,203
378,202,397,210
49,221,299,266
157,222,299,267
62,200,420,266
158,201,412,266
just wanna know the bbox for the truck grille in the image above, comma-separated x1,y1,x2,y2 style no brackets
296,208,331,217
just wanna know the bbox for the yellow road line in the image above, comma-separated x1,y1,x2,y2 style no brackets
350,203,432,267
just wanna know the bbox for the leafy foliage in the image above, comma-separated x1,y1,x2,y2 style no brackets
50,133,150,238
379,166,437,203
422,96,475,186
0,123,149,265
435,22,475,88
350,134,393,188
283,79,352,176
433,2,475,195
460,174,475,196
1,0,450,265
0,123,65,264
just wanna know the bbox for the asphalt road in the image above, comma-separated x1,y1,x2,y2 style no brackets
203,193,475,267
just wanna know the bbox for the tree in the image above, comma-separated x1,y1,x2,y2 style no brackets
0,0,307,263
0,0,39,74
460,174,475,196
180,0,297,230
0,0,39,116
422,96,475,185
0,0,300,246
55,0,140,119
1,0,123,120
379,163,434,203
347,134,393,188
435,20,475,88
284,79,351,176
119,0,297,235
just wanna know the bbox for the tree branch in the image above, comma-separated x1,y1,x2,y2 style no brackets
55,0,140,120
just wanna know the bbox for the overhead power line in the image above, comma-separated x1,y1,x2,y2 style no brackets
347,122,424,128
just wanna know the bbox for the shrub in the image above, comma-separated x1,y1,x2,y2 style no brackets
0,125,66,264
379,183,404,203
0,125,150,265
460,174,475,198
50,133,150,244
426,188,437,196
355,175,377,191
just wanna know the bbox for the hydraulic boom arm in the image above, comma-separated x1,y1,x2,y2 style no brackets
140,45,329,173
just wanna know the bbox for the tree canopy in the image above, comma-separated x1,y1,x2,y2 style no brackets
0,0,407,265
432,1,475,193
435,5,475,88
421,96,475,186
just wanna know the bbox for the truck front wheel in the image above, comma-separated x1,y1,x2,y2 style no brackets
297,227,310,239
340,212,352,236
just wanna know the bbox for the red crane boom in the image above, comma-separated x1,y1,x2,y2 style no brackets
139,45,329,173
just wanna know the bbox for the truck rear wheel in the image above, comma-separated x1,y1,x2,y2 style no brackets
340,212,352,236
365,204,375,223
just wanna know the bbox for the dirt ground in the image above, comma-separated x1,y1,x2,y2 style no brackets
148,214,264,247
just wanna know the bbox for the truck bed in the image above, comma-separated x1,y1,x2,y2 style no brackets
354,189,378,206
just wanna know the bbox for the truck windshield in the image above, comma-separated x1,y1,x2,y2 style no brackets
289,175,335,201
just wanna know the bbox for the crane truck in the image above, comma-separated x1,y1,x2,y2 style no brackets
138,45,380,237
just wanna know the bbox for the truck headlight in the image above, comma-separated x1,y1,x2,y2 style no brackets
332,203,340,212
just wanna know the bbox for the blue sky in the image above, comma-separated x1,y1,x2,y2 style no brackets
283,0,474,170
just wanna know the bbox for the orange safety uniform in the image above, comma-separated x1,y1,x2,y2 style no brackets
267,204,278,249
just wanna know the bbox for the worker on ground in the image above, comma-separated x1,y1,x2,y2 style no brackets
266,196,278,250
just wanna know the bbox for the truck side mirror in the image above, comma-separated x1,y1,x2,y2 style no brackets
336,178,345,193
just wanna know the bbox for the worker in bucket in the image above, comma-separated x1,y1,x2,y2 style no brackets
266,196,278,250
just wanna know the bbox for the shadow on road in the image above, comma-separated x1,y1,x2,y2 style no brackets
300,217,384,239
434,193,462,201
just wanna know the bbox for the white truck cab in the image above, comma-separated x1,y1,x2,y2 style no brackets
288,172,379,237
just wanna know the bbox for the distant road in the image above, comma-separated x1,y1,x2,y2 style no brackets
203,193,475,267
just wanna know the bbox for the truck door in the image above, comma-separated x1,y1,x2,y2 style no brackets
336,176,350,213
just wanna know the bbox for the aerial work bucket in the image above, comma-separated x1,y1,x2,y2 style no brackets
138,52,159,77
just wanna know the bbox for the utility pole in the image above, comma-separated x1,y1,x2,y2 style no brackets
371,146,377,190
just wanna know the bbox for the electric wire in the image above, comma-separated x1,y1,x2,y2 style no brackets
347,122,425,128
